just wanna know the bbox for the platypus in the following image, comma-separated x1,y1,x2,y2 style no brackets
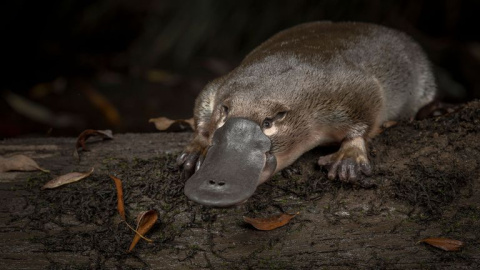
178,22,436,207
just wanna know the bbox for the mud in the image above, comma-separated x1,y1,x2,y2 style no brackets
1,101,479,269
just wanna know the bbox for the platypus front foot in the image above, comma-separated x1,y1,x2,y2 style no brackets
317,137,372,182
177,136,208,179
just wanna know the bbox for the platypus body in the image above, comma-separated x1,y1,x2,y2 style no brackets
178,22,436,207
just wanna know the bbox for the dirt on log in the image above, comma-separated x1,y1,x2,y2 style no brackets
1,101,480,269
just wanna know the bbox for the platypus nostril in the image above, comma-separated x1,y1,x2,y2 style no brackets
208,180,226,186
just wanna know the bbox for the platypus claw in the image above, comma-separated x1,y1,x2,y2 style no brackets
177,151,203,179
176,152,188,166
318,154,372,183
177,134,210,179
195,155,204,172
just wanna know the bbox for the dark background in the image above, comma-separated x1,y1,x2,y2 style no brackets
1,0,479,138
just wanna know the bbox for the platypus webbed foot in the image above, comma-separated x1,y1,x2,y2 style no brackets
177,136,209,179
318,137,372,182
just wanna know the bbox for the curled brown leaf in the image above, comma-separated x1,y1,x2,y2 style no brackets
128,209,158,252
75,129,113,151
109,175,125,221
419,237,464,251
41,168,94,190
135,211,150,229
0,154,50,173
243,212,299,231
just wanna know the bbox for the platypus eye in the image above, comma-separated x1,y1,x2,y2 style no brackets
262,111,287,129
262,119,272,129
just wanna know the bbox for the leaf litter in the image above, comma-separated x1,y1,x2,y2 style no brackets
79,83,121,127
149,116,194,131
0,154,50,173
128,210,158,252
110,175,126,220
74,129,113,159
41,168,94,189
109,175,158,252
419,237,464,251
243,212,299,231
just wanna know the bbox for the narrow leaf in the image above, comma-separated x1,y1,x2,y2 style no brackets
243,212,299,231
110,175,125,221
41,168,94,189
4,91,78,128
0,155,49,173
128,210,158,252
419,237,464,251
81,85,121,127
149,117,194,131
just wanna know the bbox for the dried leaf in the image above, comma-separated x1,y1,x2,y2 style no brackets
30,77,67,98
184,118,195,129
146,69,179,83
243,212,299,231
419,237,464,251
81,84,121,126
110,175,125,220
74,129,113,158
135,211,150,229
4,91,79,128
0,155,50,173
149,117,194,131
128,210,158,252
149,117,174,130
41,168,94,190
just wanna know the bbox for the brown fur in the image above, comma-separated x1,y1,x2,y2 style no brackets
179,21,436,182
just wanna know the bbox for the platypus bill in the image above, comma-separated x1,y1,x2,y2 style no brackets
178,21,436,207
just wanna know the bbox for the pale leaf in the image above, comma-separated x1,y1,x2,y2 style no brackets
0,155,49,173
149,117,194,131
41,168,94,190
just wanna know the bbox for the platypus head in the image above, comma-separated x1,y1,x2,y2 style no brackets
183,85,300,207
184,64,313,207
184,117,277,207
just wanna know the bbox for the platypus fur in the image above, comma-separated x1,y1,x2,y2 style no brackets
178,21,436,207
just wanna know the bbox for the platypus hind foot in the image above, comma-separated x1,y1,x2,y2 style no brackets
317,137,372,182
177,135,209,179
